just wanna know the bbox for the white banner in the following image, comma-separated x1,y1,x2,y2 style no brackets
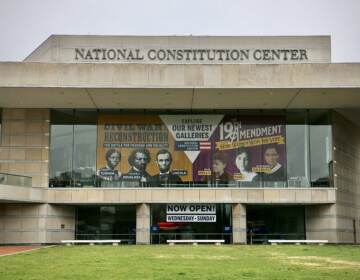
160,115,223,163
167,204,216,214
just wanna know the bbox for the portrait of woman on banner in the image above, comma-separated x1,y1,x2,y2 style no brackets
233,147,258,185
97,149,122,185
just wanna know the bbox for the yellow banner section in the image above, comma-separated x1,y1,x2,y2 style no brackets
252,166,272,173
216,135,285,151
198,169,212,176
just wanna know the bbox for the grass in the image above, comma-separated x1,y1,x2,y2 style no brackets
0,245,360,280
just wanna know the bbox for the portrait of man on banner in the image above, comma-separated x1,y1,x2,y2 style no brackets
151,149,182,187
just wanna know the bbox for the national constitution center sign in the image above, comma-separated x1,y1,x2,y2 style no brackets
74,47,309,63
27,36,330,64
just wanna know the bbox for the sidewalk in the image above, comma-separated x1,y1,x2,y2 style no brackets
0,246,42,257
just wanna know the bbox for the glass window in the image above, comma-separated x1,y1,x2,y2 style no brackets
76,205,136,242
309,110,332,187
49,109,333,188
49,109,97,188
51,109,74,124
49,124,73,187
73,125,97,187
286,110,310,187
247,205,305,243
74,109,98,125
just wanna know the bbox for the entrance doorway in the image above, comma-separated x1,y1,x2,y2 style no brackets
75,205,136,243
150,204,232,244
247,205,305,244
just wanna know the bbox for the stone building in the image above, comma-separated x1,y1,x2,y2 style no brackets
0,35,359,244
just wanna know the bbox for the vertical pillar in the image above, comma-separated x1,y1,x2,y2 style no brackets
232,203,247,244
305,204,339,243
44,204,75,243
136,203,150,245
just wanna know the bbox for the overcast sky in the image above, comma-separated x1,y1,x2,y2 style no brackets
0,0,359,62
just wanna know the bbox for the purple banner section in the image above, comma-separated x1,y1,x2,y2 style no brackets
193,115,286,183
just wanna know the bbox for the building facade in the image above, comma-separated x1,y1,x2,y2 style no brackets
0,35,359,244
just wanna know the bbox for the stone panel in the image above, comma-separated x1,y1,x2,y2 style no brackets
0,204,75,244
136,203,150,245
199,189,216,202
183,189,200,203
332,111,360,243
247,189,264,203
232,203,246,244
167,189,184,202
1,109,50,188
264,189,280,203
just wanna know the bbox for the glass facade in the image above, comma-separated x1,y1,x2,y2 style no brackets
286,110,310,187
49,110,97,187
247,205,305,243
309,110,333,187
49,109,333,188
75,205,136,243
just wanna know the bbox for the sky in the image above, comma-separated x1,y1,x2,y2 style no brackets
0,0,359,62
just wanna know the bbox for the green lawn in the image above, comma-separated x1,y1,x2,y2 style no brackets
0,245,360,280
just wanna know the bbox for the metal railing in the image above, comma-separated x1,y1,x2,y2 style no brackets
75,233,136,244
49,177,333,188
0,172,32,187
247,233,305,244
73,232,306,245
150,232,232,244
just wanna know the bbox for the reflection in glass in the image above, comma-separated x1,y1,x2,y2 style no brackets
49,125,73,187
49,110,97,188
286,111,310,187
247,205,305,243
48,109,334,188
76,205,136,242
310,111,332,187
73,125,97,187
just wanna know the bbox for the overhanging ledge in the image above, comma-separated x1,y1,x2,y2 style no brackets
0,62,360,88
47,188,336,205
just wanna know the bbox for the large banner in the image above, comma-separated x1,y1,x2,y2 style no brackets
96,114,286,187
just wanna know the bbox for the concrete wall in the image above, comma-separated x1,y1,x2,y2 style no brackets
1,63,360,90
330,111,360,243
0,203,75,244
305,111,360,244
24,35,331,64
0,184,336,205
0,184,45,203
46,187,335,204
305,204,339,242
0,109,49,187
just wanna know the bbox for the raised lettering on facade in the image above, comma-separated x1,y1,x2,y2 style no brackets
74,48,308,63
